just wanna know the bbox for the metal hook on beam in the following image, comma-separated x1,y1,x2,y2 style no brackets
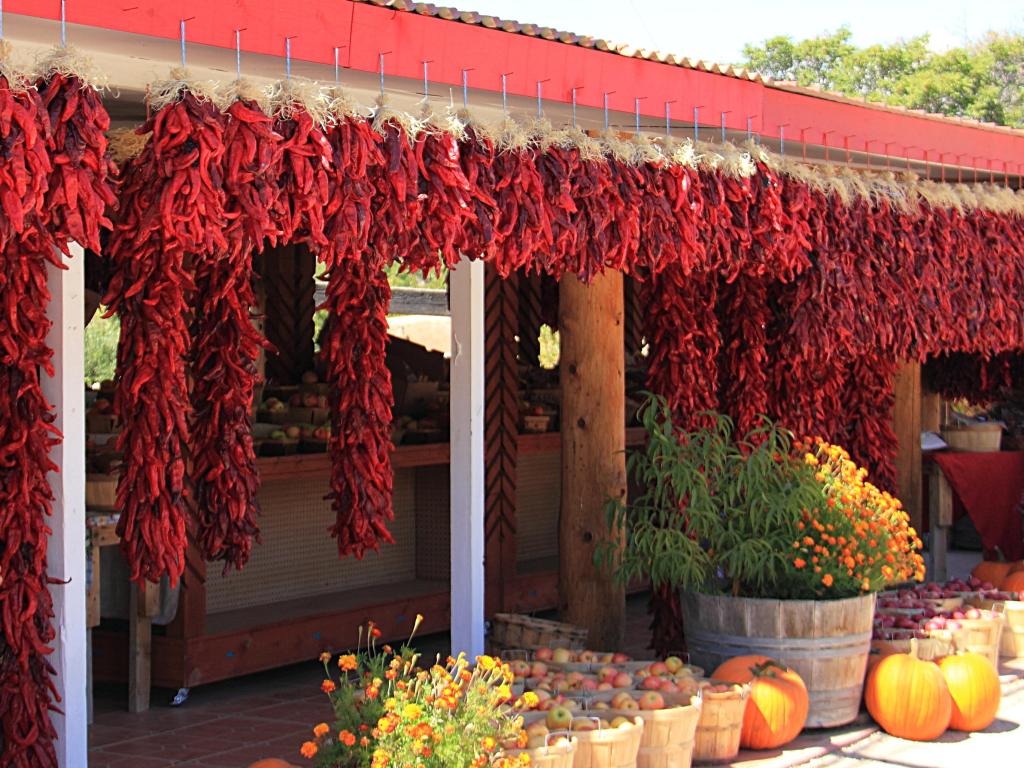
720,111,731,144
602,90,615,132
778,123,790,157
378,51,391,98
570,86,584,128
634,96,647,135
693,105,704,144
179,17,195,68
500,72,513,116
284,36,298,80
461,68,473,109
234,28,247,81
536,79,550,119
664,100,676,139
821,130,835,163
60,0,67,47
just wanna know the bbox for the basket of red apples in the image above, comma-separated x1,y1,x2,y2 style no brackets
521,709,644,768
588,690,702,768
964,586,1024,659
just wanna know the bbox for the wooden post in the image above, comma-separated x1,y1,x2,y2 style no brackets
921,389,942,434
43,243,88,766
128,581,159,712
450,258,486,657
558,272,626,650
893,362,923,533
928,464,953,581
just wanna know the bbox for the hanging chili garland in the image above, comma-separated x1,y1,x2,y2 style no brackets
105,82,227,585
189,89,279,572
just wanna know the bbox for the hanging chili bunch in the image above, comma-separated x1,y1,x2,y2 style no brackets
105,82,228,585
533,136,580,278
267,84,331,250
454,118,502,265
0,58,62,767
368,106,422,271
657,146,707,275
601,138,645,274
490,124,552,277
718,274,770,438
563,136,621,282
317,100,396,558
413,114,476,269
842,355,899,492
34,53,117,253
189,89,279,572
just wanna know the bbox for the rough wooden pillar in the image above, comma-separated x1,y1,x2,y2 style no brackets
921,389,943,433
894,362,923,532
484,268,519,615
558,272,626,650
260,243,315,385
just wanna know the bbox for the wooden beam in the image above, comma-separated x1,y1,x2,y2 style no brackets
927,463,954,581
558,272,627,650
894,361,923,533
921,389,943,434
128,581,158,712
315,283,452,317
43,243,89,766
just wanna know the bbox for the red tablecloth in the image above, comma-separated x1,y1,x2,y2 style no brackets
932,451,1024,560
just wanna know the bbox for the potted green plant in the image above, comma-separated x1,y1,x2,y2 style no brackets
600,395,925,727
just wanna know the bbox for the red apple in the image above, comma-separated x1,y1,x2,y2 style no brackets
534,648,553,662
639,691,665,711
611,672,633,689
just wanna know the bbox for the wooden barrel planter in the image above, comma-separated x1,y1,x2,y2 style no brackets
681,592,875,728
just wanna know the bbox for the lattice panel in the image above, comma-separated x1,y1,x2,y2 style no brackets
414,466,450,581
515,451,560,564
206,469,416,614
260,243,315,385
486,268,519,606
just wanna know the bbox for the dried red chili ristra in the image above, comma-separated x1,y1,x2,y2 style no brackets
413,122,475,270
104,90,228,586
269,98,331,249
490,137,552,277
842,355,899,492
320,253,395,558
0,233,63,768
35,69,117,252
0,73,63,768
718,274,770,438
658,158,707,276
317,108,394,557
367,115,421,270
190,95,278,572
718,169,754,281
693,166,732,274
569,152,620,282
454,122,502,267
533,142,580,278
603,154,643,274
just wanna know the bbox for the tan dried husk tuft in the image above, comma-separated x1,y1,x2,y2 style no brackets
107,126,149,165
658,137,699,169
216,78,271,112
148,68,219,111
456,108,498,145
371,95,426,139
267,78,331,127
0,41,32,92
35,45,109,92
494,115,533,153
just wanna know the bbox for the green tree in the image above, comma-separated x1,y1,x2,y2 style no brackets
740,29,1024,128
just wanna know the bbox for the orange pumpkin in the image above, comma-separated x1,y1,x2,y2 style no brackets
711,654,775,683
1009,560,1024,574
972,560,1012,586
1001,571,1024,594
939,653,1001,731
865,642,951,741
712,656,809,750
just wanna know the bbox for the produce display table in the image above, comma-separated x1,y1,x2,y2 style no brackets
928,451,1024,568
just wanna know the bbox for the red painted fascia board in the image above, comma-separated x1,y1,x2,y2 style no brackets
9,0,1024,166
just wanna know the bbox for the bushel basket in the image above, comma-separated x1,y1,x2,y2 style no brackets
489,613,588,652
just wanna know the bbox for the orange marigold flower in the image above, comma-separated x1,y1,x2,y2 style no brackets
301,741,318,759
822,573,834,587
319,652,332,664
793,558,806,569
313,722,329,738
339,729,357,747
321,679,336,694
803,536,815,546
338,654,358,671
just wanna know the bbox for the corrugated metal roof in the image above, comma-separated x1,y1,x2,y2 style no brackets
354,0,1024,138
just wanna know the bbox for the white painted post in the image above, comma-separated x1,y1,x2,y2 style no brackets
449,258,486,657
43,242,88,768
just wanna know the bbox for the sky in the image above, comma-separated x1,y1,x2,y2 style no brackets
461,0,1024,65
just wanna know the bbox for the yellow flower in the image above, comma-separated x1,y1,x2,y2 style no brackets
338,654,358,671
402,702,423,720
476,655,497,671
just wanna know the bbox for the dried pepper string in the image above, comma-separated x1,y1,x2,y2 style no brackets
414,113,475,270
0,53,62,768
105,82,228,585
489,124,552,277
189,89,278,572
318,101,396,558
